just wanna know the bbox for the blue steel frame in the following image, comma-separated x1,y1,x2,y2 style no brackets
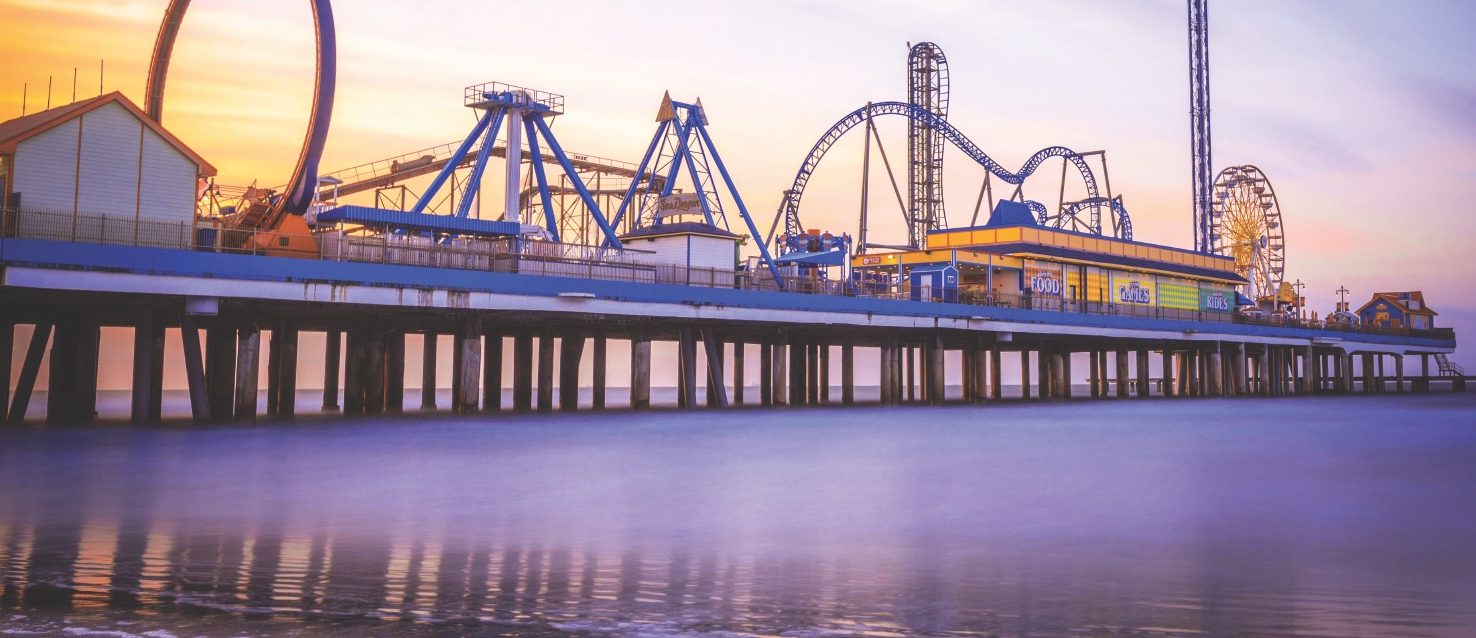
607,98,784,288
405,89,622,247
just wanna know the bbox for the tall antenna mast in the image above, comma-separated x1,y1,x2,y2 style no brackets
1189,0,1212,252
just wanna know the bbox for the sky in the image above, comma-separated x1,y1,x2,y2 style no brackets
2,0,1474,375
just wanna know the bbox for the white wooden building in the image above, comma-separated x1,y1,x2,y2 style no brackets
621,222,741,286
0,92,215,243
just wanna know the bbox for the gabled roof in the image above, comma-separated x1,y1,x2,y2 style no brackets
621,221,739,241
1357,291,1437,316
0,91,216,176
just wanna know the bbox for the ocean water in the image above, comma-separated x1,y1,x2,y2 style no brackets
1,394,1474,637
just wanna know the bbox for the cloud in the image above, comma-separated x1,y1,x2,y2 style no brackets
1402,77,1476,142
1,0,156,22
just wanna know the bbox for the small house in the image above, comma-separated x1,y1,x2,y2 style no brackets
0,91,216,245
1357,291,1437,331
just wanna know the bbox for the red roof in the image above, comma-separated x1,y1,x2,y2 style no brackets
0,91,216,176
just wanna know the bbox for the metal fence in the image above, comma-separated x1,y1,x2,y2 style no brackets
0,206,1453,340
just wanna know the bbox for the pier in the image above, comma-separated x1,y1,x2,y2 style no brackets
0,220,1459,426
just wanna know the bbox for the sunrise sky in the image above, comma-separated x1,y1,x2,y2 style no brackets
2,0,1473,371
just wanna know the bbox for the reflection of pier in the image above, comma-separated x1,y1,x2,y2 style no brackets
0,506,1398,636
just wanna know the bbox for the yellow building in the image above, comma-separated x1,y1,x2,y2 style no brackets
852,219,1247,319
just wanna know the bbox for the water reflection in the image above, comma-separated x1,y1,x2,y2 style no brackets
1,397,1475,636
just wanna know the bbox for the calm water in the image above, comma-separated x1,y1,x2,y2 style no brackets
2,394,1474,637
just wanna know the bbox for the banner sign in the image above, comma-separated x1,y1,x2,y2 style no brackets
1200,287,1233,312
1023,261,1063,297
1110,272,1156,306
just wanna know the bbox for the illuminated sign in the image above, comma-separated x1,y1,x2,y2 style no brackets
1118,281,1152,304
860,255,882,266
1201,290,1231,312
1028,270,1062,296
1110,273,1156,306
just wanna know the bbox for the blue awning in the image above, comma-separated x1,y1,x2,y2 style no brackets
775,249,846,266
1235,291,1256,306
317,205,523,237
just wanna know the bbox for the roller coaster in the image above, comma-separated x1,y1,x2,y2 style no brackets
771,100,1133,257
770,43,1133,263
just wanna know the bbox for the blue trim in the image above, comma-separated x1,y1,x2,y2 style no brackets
0,238,1454,350
317,205,521,236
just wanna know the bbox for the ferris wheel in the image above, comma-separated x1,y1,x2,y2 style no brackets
1210,165,1284,303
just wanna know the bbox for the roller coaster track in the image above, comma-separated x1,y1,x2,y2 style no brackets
1050,196,1134,240
773,101,1115,249
311,141,649,201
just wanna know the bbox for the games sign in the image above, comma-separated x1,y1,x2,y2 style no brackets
1110,273,1156,306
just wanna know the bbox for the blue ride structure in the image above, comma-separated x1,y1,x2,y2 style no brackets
608,93,784,288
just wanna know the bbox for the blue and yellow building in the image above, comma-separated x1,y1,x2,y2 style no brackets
852,203,1248,320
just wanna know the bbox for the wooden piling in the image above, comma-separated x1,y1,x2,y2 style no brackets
364,327,387,416
592,333,607,410
841,343,855,405
385,330,405,413
678,329,698,409
819,344,831,404
323,330,341,411
234,324,260,422
421,332,438,410
204,323,236,422
483,329,503,412
513,332,533,411
760,342,773,406
131,312,164,424
630,333,652,410
1020,350,1032,400
702,329,729,408
536,331,555,412
559,331,584,411
732,340,745,406
179,315,210,423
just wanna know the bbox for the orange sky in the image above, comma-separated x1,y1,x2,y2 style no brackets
2,0,1473,372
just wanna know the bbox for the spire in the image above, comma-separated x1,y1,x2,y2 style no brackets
656,91,676,122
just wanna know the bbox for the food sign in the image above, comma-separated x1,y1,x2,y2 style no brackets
1024,261,1063,297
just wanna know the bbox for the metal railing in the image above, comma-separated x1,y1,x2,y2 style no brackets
0,206,1456,340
